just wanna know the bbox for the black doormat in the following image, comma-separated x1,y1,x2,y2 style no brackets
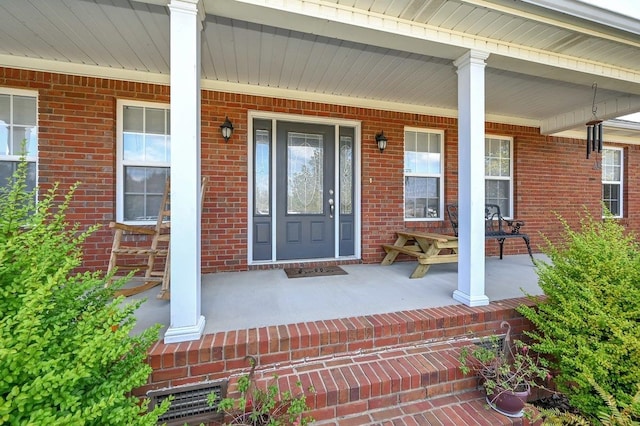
284,265,348,279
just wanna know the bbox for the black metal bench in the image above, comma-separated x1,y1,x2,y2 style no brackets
446,203,534,262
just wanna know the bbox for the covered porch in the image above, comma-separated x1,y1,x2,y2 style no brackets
131,254,545,335
135,254,547,424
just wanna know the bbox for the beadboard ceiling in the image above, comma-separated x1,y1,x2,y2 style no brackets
1,0,639,141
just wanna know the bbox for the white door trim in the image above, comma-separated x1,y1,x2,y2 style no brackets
247,110,362,264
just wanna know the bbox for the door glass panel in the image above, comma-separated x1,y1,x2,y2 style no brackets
339,136,352,214
255,129,270,215
287,132,323,214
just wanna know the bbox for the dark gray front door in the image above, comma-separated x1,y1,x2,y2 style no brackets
276,122,335,260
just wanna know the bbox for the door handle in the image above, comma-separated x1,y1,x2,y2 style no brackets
328,198,334,218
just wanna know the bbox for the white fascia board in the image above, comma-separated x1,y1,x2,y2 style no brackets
541,96,640,134
200,78,541,128
0,54,170,85
133,0,169,5
606,119,640,131
520,0,640,36
552,128,640,145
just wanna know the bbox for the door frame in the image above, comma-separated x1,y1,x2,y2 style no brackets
247,111,362,264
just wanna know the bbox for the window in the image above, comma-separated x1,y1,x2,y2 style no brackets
404,128,444,220
117,100,170,223
602,147,623,217
485,136,513,217
0,89,37,192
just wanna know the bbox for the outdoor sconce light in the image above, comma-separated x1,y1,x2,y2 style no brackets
586,83,603,159
220,116,234,142
375,131,388,153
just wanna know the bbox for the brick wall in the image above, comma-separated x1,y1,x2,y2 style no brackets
2,66,636,274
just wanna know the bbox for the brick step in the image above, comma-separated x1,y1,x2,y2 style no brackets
224,339,482,424
143,299,540,425
312,389,541,426
145,297,536,393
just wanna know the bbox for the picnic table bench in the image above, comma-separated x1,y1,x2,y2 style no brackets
446,203,534,262
381,231,458,278
381,204,534,279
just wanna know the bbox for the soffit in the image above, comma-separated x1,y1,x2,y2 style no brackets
0,0,638,141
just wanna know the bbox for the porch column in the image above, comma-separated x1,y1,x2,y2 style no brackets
452,50,490,307
164,0,205,343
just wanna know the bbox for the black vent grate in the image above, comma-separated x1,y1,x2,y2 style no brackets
149,380,227,425
474,335,506,355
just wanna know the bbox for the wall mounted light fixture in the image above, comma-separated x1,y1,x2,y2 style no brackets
375,131,388,153
586,83,603,159
220,116,234,142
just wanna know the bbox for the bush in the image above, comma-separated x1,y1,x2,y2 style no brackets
0,161,169,425
518,209,640,422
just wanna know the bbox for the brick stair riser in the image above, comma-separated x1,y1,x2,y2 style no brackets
312,390,543,426
221,341,485,423
140,297,537,396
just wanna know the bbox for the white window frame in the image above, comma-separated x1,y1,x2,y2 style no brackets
602,146,623,218
485,135,514,219
116,99,170,224
0,88,38,190
403,127,445,221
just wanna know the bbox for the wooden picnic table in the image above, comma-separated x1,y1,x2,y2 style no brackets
381,231,458,278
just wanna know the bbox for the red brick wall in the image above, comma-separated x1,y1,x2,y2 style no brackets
2,66,636,274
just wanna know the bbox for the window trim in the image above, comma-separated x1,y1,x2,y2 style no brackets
0,87,38,188
403,126,445,222
484,134,514,219
116,99,170,224
602,146,624,218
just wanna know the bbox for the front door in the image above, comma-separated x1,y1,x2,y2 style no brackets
275,122,335,260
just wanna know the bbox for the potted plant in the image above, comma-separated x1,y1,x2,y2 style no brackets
458,321,551,418
210,356,315,426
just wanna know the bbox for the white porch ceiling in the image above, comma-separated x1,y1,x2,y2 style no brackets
1,0,639,142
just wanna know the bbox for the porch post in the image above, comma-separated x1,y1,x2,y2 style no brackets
164,0,205,343
452,50,490,307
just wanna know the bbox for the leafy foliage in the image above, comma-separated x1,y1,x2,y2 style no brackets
518,209,640,422
540,379,640,426
211,356,314,426
0,160,169,425
458,321,550,400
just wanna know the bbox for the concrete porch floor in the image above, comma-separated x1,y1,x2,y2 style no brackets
130,254,547,337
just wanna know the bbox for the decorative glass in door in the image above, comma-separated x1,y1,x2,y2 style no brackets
287,132,323,215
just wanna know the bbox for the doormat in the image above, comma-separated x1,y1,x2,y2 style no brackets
284,265,348,279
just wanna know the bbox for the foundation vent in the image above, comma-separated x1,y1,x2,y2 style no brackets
473,335,506,354
148,380,227,425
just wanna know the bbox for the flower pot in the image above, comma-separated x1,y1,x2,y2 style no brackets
485,384,530,418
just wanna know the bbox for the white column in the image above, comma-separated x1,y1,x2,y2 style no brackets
164,0,205,343
452,50,490,307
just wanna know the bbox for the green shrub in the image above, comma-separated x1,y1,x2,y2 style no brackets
0,161,169,425
518,209,640,422
540,378,640,426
